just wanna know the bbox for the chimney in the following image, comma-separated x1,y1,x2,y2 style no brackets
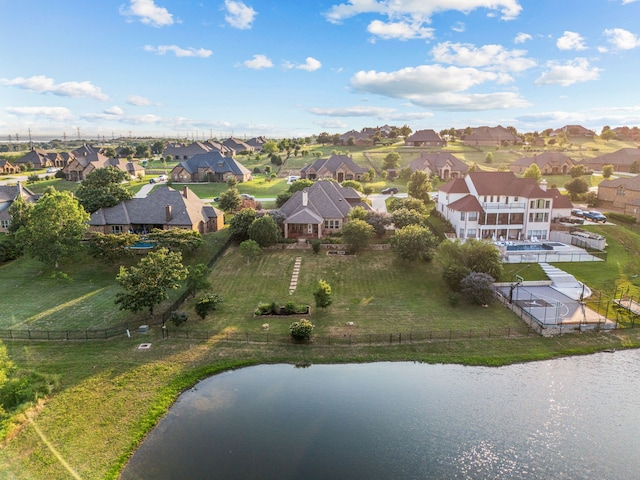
166,205,172,222
539,179,547,191
183,186,188,198
302,190,308,207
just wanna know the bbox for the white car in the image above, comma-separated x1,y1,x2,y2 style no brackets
286,175,300,185
241,193,255,201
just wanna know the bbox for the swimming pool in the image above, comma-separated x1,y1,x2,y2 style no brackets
505,242,568,251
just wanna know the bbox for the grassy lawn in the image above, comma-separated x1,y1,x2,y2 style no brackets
3,224,640,479
0,230,230,331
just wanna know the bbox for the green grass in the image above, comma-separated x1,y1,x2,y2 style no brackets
3,224,640,479
0,230,230,331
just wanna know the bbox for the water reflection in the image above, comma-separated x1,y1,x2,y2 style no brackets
122,351,640,480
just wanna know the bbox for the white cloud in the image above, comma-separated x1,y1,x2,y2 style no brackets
622,0,638,4
514,32,531,44
144,45,212,57
535,58,601,87
603,28,640,50
309,106,434,120
431,42,536,72
0,75,108,101
224,0,257,29
408,91,530,110
6,106,73,121
283,57,322,71
516,105,640,128
296,57,322,72
308,106,397,117
127,95,160,106
315,119,348,129
82,112,163,125
451,22,465,33
367,20,434,40
104,106,124,116
119,0,174,27
243,54,273,69
352,65,501,96
350,64,528,110
556,31,587,51
325,0,523,24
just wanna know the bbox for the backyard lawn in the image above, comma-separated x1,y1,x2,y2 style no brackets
3,225,640,480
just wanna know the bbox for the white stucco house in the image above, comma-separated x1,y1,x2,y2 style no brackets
436,172,570,242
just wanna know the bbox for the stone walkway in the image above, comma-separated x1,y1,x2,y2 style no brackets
539,263,591,300
289,257,302,295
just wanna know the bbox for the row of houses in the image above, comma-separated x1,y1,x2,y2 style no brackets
163,136,267,161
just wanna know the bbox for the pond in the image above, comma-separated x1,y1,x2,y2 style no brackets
121,350,640,479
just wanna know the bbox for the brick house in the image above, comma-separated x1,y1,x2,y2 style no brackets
88,185,223,235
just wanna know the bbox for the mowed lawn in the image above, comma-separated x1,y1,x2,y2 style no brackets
0,231,230,331
179,247,524,338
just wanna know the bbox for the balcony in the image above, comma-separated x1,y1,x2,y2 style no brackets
481,202,526,210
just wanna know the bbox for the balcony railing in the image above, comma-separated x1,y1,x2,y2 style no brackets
481,202,526,210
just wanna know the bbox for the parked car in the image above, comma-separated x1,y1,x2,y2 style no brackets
583,211,607,223
46,167,60,173
241,193,255,201
381,187,398,195
571,208,584,217
286,175,300,185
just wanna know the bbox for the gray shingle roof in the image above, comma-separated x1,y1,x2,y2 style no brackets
279,180,369,223
300,154,366,176
177,151,251,176
89,186,221,227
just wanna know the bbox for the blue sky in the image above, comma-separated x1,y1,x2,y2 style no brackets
2,0,640,140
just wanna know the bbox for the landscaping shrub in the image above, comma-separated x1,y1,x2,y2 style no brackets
313,280,333,308
0,371,51,411
170,311,188,327
195,293,223,320
255,303,272,315
310,239,322,253
289,319,314,342
285,301,298,314
460,272,496,306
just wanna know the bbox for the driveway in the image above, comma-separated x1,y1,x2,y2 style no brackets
369,193,407,212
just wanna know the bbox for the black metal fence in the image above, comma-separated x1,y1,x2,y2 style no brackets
1,236,233,343
157,325,536,345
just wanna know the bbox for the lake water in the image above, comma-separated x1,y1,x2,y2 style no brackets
121,350,640,480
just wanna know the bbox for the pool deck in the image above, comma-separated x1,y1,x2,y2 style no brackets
494,241,603,263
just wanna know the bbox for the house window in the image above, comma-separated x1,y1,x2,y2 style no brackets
324,220,341,229
528,213,549,222
617,187,625,196
514,196,519,202
469,212,478,221
459,228,465,239
111,225,125,234
460,212,465,221
467,229,477,239
0,220,8,230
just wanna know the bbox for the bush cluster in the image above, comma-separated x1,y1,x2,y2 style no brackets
255,301,309,315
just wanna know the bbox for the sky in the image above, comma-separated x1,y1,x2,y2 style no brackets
2,0,640,141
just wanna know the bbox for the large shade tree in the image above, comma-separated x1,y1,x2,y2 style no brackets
16,189,89,268
407,170,433,204
115,248,188,316
75,166,133,213
391,225,439,261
